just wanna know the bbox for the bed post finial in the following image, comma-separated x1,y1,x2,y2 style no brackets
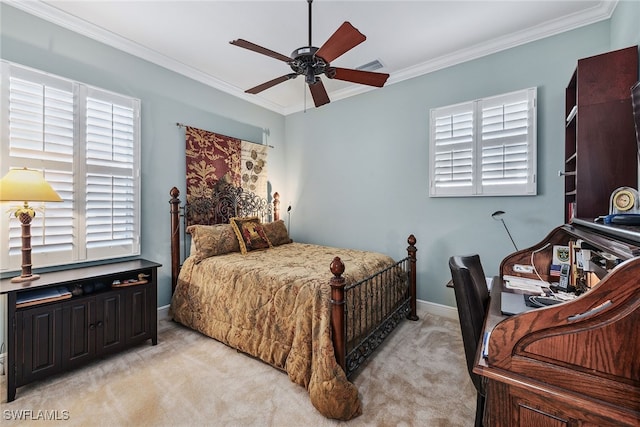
169,187,181,294
407,234,418,321
273,192,280,222
329,256,347,373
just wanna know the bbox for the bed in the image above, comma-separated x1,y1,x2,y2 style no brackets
168,184,418,420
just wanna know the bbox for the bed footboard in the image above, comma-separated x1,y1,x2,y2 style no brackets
330,235,418,377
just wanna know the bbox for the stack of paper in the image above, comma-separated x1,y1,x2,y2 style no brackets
503,275,549,295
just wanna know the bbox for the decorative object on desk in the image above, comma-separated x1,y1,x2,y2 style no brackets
0,167,63,283
491,210,518,251
597,186,640,225
610,187,638,213
552,245,570,265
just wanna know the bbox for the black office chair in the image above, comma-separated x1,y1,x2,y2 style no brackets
448,254,490,427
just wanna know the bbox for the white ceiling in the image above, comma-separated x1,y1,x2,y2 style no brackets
9,1,616,115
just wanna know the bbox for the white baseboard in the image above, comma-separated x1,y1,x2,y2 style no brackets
416,299,458,320
158,304,170,321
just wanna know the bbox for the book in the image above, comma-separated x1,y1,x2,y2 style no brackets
16,286,72,308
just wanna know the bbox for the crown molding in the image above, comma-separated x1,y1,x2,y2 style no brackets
6,0,617,116
4,0,287,115
387,1,618,86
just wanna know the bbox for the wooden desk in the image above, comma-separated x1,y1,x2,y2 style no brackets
474,224,639,427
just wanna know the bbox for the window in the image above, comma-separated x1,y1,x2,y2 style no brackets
429,87,537,197
0,61,141,272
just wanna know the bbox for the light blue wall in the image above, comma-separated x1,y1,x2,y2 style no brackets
284,8,639,307
1,2,639,318
0,4,287,309
610,0,640,51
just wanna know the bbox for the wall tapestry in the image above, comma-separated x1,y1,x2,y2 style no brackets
185,126,268,224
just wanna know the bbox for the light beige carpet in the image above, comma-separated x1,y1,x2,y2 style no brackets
0,309,476,426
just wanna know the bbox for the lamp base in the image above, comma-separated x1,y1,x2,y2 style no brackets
11,274,41,283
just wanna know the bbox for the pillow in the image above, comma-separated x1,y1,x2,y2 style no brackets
187,224,240,263
262,220,292,246
230,216,272,254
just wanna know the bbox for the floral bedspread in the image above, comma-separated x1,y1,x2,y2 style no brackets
169,242,398,420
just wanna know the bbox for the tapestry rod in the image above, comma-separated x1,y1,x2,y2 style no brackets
176,122,274,148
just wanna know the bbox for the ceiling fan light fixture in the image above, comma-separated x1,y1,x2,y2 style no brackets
230,0,390,108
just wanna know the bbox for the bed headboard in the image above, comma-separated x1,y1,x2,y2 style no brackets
169,184,280,291
185,182,275,226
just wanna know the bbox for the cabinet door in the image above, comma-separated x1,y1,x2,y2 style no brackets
125,285,151,343
16,304,64,386
96,291,125,355
62,299,96,368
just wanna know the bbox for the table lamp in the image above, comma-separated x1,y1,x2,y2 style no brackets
0,167,63,282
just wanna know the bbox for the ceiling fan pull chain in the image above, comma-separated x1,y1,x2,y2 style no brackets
308,0,313,47
303,81,307,113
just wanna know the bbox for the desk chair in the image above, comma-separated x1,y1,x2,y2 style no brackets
448,255,490,427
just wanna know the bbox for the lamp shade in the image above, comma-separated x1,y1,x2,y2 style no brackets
0,168,63,202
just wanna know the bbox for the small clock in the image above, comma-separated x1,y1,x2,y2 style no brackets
609,187,639,215
613,189,635,211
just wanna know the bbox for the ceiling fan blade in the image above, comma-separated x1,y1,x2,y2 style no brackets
245,74,298,94
308,79,330,107
329,67,389,87
315,22,366,63
230,39,292,63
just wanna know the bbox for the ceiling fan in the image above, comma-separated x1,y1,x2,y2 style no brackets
230,0,390,108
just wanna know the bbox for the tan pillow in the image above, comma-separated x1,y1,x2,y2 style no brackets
230,216,272,254
187,224,240,263
262,220,292,246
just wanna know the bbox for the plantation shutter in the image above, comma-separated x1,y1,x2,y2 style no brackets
429,87,536,197
84,88,140,259
1,60,140,272
480,88,536,195
430,103,475,196
5,66,76,268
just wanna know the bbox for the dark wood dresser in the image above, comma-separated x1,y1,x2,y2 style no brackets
474,222,639,426
1,259,160,402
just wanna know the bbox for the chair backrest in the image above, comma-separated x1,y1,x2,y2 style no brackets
448,254,490,395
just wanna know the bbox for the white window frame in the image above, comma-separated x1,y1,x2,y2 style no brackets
429,87,537,197
0,60,141,273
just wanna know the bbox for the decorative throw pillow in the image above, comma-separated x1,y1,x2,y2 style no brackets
230,216,272,254
187,224,240,263
262,220,292,246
